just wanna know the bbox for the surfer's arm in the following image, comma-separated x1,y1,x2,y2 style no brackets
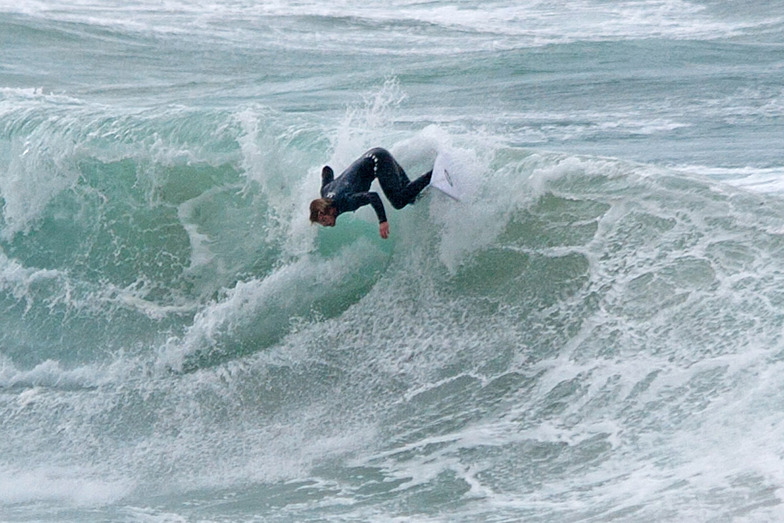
361,192,389,238
367,193,390,238
321,166,334,188
364,192,387,224
344,192,388,224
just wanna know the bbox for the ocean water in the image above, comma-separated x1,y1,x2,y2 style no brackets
2,0,784,521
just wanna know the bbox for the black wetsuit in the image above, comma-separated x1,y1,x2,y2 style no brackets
320,148,432,223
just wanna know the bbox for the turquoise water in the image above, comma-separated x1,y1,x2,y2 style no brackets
2,1,784,521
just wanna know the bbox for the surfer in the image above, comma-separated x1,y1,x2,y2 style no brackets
309,147,432,239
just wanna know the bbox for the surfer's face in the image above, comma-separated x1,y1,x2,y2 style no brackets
317,210,336,227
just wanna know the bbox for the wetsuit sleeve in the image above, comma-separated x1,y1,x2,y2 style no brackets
366,192,387,223
321,166,334,188
345,192,387,223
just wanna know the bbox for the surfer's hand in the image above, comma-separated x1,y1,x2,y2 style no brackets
379,221,389,239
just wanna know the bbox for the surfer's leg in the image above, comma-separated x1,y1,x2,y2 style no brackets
370,148,432,209
399,170,432,206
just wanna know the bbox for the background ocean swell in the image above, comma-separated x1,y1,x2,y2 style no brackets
2,0,784,521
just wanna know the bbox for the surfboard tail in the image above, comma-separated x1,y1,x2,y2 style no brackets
431,152,462,201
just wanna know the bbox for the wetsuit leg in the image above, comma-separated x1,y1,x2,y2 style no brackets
400,170,432,206
368,148,433,210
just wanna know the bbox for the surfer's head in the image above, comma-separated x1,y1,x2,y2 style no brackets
310,198,337,227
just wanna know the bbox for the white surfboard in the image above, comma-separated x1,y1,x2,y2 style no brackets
430,152,462,201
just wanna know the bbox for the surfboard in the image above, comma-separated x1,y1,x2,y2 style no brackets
430,152,462,201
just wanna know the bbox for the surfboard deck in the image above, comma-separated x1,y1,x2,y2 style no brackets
430,152,462,201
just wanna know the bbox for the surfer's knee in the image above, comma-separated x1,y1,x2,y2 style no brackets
389,199,407,210
365,147,392,160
